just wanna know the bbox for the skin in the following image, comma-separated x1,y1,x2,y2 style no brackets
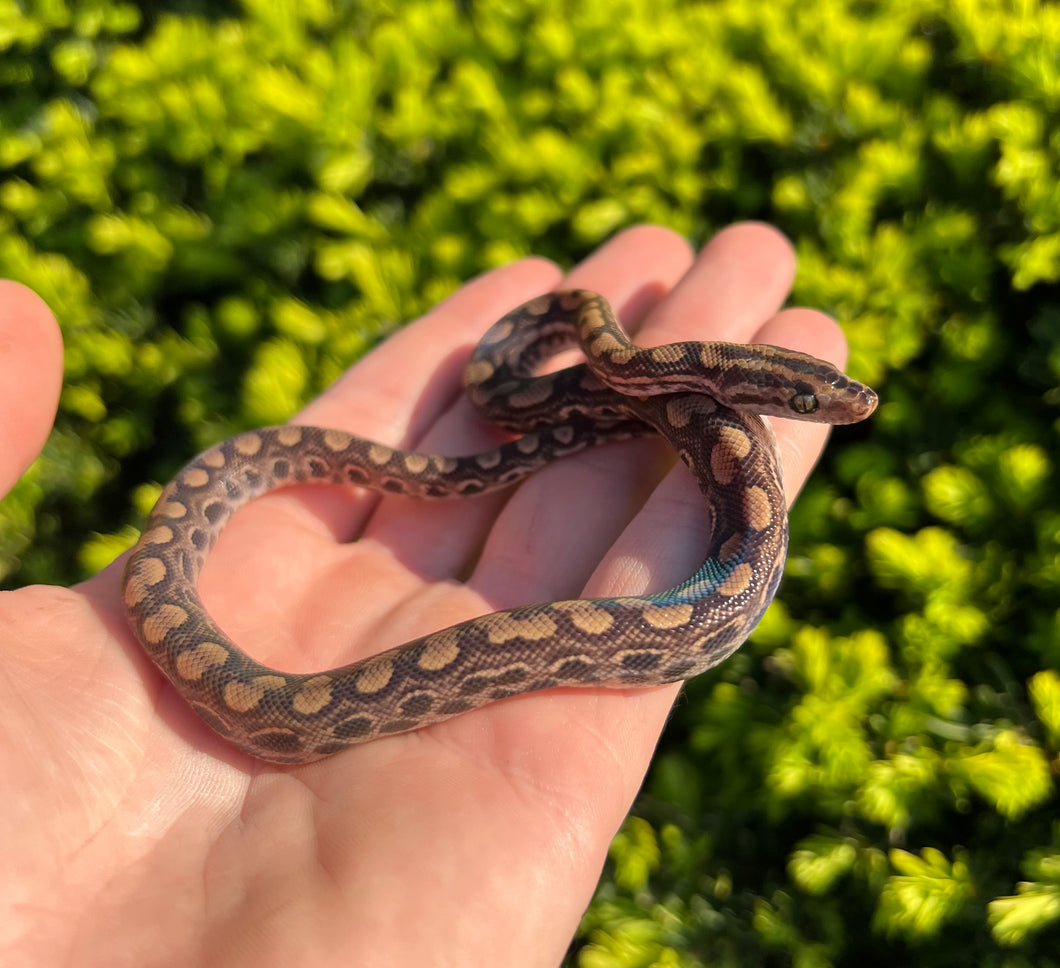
0,223,850,967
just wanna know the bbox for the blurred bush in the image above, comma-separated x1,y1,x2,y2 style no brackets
2,0,1059,964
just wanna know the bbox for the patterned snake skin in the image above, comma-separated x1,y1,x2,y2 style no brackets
122,290,878,763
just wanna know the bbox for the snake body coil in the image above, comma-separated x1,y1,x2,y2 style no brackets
122,290,877,763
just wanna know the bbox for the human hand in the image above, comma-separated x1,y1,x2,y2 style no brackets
1,223,852,967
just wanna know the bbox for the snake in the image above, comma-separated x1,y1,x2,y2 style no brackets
122,290,877,764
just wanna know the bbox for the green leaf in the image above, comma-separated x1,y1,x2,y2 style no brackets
989,883,1060,946
950,730,1053,820
1029,670,1060,749
789,833,858,895
608,816,661,893
875,848,973,939
922,465,993,527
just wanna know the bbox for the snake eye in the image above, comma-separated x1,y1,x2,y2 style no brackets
791,392,819,414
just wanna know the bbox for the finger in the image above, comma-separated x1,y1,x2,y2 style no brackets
756,306,851,503
566,303,855,750
363,225,695,584
563,223,697,326
586,304,852,604
470,223,796,609
298,257,561,440
581,252,852,605
0,282,63,499
640,224,850,504
643,221,797,344
453,225,694,608
201,257,562,582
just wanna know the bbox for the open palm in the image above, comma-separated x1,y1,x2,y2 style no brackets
1,224,850,967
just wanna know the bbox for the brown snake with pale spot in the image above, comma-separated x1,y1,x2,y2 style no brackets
122,290,877,763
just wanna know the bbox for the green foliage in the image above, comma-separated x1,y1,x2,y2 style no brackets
874,847,974,940
988,830,1060,946
2,0,1060,964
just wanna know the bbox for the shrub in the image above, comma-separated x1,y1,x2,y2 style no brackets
2,0,1058,964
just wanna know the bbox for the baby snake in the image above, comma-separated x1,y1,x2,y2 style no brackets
123,290,878,764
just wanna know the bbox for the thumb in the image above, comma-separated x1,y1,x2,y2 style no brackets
0,282,63,499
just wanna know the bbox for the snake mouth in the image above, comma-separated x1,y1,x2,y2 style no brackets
849,384,880,421
817,383,879,424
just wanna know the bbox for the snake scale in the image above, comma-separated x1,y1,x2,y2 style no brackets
122,290,877,764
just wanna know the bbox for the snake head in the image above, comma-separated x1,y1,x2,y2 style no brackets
786,371,879,425
715,344,879,425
